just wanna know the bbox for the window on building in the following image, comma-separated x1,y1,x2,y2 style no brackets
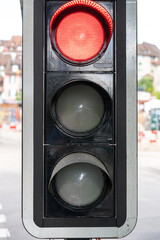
0,66,4,71
17,46,22,51
142,50,148,54
9,76,16,84
12,65,19,72
9,88,16,98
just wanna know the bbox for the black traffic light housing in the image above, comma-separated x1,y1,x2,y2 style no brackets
23,0,137,238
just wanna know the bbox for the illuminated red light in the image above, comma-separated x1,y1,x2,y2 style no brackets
56,11,105,61
50,0,113,64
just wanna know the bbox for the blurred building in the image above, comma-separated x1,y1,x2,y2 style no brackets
138,42,160,80
138,42,160,92
154,58,160,92
138,90,152,111
0,75,3,94
0,36,22,104
1,39,160,104
0,40,8,53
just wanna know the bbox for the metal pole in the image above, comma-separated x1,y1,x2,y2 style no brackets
19,0,22,14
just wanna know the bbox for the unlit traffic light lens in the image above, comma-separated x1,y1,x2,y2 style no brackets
55,163,104,207
49,152,112,210
55,83,104,133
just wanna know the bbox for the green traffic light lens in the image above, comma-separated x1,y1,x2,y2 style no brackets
55,83,104,133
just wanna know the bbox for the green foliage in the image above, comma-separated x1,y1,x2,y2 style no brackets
16,91,22,101
155,91,160,100
138,76,154,93
139,76,160,100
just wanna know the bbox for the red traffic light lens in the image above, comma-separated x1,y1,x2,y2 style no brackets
50,0,113,65
56,11,104,62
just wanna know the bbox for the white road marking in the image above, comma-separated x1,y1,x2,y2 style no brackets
0,203,11,238
0,214,6,223
0,228,10,238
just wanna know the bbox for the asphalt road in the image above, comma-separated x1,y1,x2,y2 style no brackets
0,129,160,240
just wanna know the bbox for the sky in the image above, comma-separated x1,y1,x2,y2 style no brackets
138,0,160,48
0,0,160,48
0,0,22,40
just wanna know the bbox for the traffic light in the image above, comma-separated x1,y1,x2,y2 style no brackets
23,0,137,238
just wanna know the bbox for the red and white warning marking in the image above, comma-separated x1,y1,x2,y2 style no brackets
0,123,21,131
149,130,158,143
138,130,145,143
138,129,160,143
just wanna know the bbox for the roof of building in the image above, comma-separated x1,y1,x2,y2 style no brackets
6,36,22,51
0,53,22,75
0,35,22,75
0,40,8,47
138,42,160,58
0,54,11,73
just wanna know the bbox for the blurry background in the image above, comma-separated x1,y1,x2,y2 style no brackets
0,0,160,239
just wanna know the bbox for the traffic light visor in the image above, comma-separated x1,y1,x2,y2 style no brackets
50,0,113,64
49,153,112,210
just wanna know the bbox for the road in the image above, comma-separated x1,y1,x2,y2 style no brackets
0,129,32,239
0,129,160,239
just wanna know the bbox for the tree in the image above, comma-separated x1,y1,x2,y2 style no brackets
138,75,154,93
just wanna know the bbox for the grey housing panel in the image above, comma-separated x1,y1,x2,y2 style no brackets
22,0,137,238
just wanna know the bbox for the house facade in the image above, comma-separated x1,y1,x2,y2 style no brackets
138,42,160,91
1,39,160,103
0,36,22,103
